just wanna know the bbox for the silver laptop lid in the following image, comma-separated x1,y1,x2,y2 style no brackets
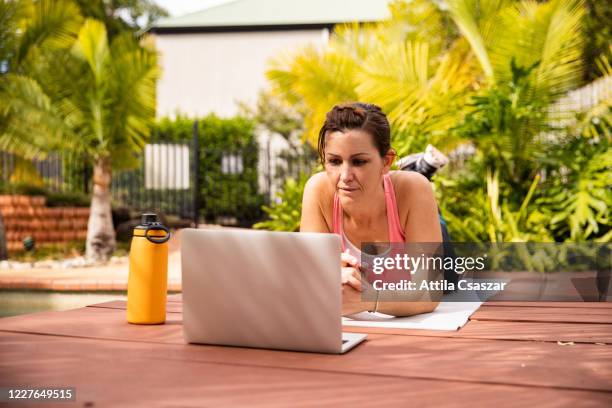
181,228,343,353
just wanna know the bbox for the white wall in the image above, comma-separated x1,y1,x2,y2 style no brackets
155,29,328,118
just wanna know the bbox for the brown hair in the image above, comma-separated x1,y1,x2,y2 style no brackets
317,102,391,164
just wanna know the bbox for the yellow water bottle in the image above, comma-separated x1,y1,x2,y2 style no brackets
127,213,171,324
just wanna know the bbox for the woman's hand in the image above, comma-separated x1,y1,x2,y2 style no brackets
341,250,377,315
342,283,368,315
341,250,362,292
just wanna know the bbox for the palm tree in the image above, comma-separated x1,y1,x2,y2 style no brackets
0,0,82,157
50,19,158,260
447,0,586,195
0,0,82,258
266,0,479,155
0,1,158,261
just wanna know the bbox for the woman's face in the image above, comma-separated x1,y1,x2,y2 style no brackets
323,129,393,202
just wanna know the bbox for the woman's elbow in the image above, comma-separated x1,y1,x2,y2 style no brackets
424,300,440,313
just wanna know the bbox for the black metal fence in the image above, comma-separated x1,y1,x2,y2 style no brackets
111,123,198,224
1,122,317,226
0,151,89,194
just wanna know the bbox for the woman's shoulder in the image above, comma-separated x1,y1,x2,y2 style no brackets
389,170,432,197
388,170,435,220
304,171,334,198
304,172,335,210
303,171,334,225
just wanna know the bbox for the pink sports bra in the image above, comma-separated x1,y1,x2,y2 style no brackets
332,173,406,258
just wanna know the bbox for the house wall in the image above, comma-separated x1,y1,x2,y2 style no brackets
154,29,328,118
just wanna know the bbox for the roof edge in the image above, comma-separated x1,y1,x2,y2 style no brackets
150,22,359,34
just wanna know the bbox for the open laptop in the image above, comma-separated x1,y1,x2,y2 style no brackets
181,228,367,354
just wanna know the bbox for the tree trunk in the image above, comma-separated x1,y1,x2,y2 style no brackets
0,212,7,260
85,157,116,261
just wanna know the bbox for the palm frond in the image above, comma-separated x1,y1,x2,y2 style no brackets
0,74,67,158
357,39,477,155
447,0,510,80
71,18,108,83
267,45,358,146
106,32,158,168
491,0,585,102
15,0,82,68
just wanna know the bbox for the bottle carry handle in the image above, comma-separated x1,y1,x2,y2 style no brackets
145,225,171,244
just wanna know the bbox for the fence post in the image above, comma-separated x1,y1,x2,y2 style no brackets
83,159,89,194
192,120,200,228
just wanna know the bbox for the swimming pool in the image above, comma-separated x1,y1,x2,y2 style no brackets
0,290,127,318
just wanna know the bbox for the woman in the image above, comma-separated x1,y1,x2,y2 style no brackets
300,102,442,317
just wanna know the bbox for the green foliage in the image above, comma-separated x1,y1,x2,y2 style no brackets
583,0,612,81
53,19,159,169
0,0,83,159
0,181,89,206
267,0,610,242
74,0,168,38
0,3,159,169
238,89,304,142
153,114,265,224
46,191,90,207
253,174,309,232
0,181,47,196
267,0,478,153
538,137,611,241
452,59,547,198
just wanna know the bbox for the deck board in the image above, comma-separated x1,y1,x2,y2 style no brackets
2,330,611,400
1,296,611,406
472,305,612,324
88,300,612,324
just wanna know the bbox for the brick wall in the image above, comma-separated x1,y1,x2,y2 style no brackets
0,195,89,253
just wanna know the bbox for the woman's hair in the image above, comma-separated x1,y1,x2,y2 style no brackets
317,102,391,163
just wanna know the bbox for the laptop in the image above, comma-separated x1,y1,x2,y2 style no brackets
181,228,367,354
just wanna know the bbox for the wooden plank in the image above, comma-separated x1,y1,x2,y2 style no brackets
145,295,612,308
0,307,182,344
451,320,612,344
484,301,612,308
87,300,612,325
1,332,458,408
472,306,612,324
2,331,612,404
478,305,612,315
5,304,612,345
87,300,182,314
343,320,612,344
1,308,611,392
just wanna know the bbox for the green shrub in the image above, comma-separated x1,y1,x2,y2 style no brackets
153,114,265,224
0,182,90,207
46,191,90,207
254,173,309,232
0,182,48,196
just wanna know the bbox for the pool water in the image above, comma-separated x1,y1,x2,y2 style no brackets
0,290,127,318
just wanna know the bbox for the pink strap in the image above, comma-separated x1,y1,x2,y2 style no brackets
332,193,346,251
383,173,406,242
332,173,405,246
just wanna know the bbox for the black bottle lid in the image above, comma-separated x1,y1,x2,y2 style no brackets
136,213,170,243
141,213,158,225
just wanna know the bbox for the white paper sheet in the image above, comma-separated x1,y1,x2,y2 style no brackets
342,279,507,331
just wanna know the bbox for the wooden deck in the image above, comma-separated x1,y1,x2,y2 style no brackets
1,294,611,407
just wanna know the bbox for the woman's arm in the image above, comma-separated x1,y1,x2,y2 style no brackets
300,173,373,313
375,171,443,316
300,173,331,233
